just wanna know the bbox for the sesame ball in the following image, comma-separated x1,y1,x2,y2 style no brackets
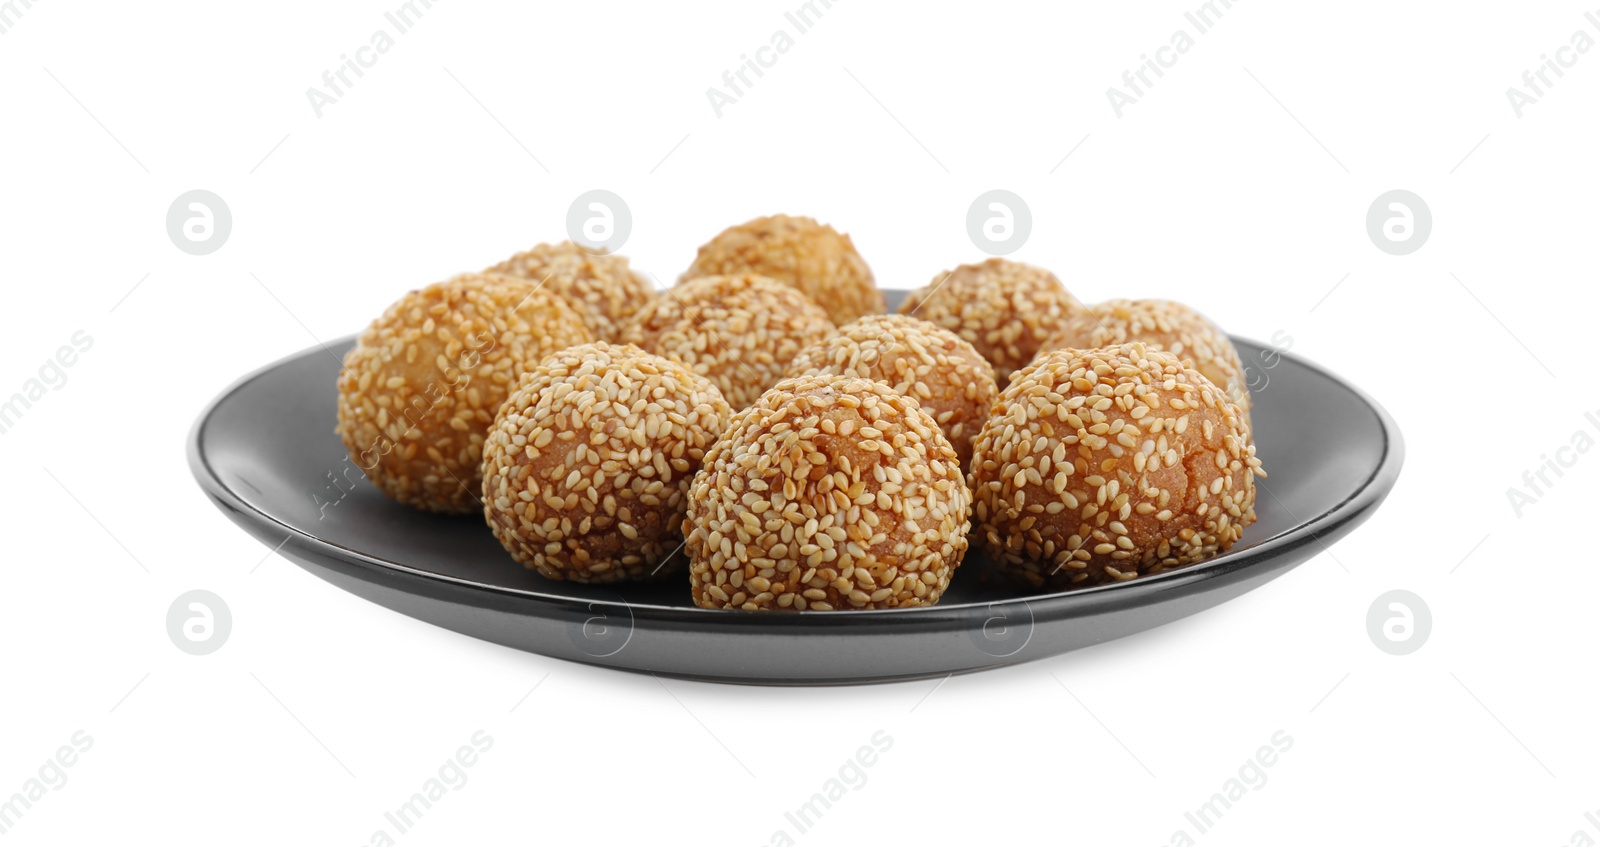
481,343,733,583
685,373,971,611
485,241,655,341
1038,298,1251,411
336,273,593,514
619,274,834,409
897,258,1090,383
969,343,1263,590
680,214,884,325
788,314,998,469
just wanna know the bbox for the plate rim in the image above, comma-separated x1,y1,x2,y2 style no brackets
188,324,1405,631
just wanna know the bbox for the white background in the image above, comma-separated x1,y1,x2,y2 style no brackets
1,0,1596,843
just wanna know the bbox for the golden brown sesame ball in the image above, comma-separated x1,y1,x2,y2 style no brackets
685,373,972,611
1039,298,1251,410
788,314,998,470
336,273,593,514
481,342,732,583
969,343,1263,590
619,274,834,409
897,258,1090,383
485,241,655,342
680,214,884,325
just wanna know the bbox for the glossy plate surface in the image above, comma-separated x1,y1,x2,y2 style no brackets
189,293,1403,684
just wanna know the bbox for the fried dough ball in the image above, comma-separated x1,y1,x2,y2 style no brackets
969,343,1263,590
336,273,593,513
481,342,732,583
680,214,884,325
1039,298,1251,410
686,373,971,611
619,274,834,409
485,241,655,341
897,258,1089,383
788,314,998,469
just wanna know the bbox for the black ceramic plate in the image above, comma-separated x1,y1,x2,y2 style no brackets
189,293,1403,685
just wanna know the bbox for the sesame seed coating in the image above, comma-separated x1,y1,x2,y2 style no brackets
685,373,971,611
897,258,1090,383
680,214,885,325
1038,298,1252,412
335,273,593,514
968,343,1263,590
619,274,835,410
788,314,998,469
482,342,733,583
485,241,656,342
